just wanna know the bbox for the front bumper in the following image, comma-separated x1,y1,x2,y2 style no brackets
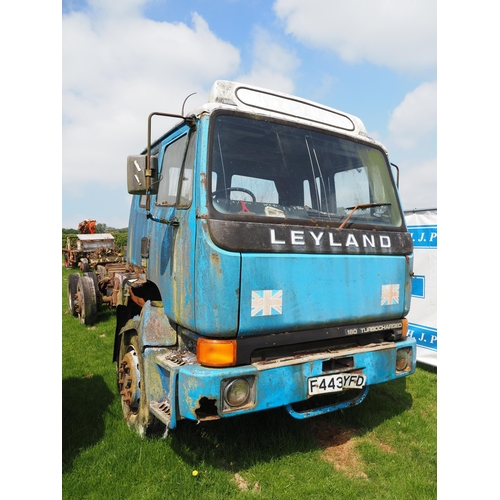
150,337,416,428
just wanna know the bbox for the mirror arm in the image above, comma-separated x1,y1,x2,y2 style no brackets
145,112,194,211
390,162,400,188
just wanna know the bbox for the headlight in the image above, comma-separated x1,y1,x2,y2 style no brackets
221,377,255,411
224,378,250,407
396,347,412,371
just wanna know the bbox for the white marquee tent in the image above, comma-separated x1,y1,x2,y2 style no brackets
405,209,437,367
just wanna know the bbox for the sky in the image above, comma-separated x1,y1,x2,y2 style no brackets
62,0,437,229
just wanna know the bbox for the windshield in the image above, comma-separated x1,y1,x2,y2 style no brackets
209,114,403,228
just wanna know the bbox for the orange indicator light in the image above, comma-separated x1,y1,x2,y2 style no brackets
401,318,408,338
197,338,237,367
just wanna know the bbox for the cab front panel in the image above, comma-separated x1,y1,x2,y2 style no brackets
239,251,410,335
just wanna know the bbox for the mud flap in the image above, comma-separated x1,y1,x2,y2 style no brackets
285,386,370,419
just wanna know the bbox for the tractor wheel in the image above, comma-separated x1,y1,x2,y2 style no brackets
76,275,98,325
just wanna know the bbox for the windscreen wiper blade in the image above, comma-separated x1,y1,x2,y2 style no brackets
338,203,391,229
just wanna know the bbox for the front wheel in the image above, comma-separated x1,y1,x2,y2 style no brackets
117,333,159,437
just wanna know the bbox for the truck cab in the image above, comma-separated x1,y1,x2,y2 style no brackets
116,80,416,436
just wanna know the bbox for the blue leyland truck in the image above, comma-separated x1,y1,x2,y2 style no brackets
113,80,417,436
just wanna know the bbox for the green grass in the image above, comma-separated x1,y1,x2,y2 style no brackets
62,265,437,499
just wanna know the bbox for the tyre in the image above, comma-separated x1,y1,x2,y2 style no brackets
84,271,102,308
77,275,98,325
67,273,80,316
79,258,90,272
117,333,160,437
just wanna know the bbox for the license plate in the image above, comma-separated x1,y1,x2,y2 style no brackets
308,373,366,396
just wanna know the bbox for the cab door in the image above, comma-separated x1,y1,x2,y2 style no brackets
147,126,198,329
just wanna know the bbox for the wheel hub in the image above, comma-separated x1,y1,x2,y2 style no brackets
118,348,141,411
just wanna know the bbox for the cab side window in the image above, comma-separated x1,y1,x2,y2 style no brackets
157,135,188,206
156,130,196,208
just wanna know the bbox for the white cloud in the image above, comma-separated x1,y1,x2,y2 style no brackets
62,2,304,227
398,157,437,210
235,27,299,94
85,0,145,19
63,6,240,186
274,0,436,73
388,81,437,149
384,82,437,210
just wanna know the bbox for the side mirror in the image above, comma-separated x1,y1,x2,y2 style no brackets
127,155,158,195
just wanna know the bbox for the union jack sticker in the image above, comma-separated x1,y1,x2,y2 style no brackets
251,290,283,316
381,284,400,306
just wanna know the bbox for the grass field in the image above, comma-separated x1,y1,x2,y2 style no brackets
62,265,437,499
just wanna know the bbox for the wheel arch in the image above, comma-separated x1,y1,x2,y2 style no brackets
113,299,178,363
112,277,162,362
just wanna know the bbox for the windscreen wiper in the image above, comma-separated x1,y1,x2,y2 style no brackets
338,203,391,229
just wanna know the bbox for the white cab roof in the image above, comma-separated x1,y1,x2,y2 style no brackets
189,80,381,148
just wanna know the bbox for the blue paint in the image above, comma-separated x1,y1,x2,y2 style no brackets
239,253,411,335
285,386,370,419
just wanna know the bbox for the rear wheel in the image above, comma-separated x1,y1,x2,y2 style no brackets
76,275,98,325
117,333,158,437
84,271,102,308
67,273,80,316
